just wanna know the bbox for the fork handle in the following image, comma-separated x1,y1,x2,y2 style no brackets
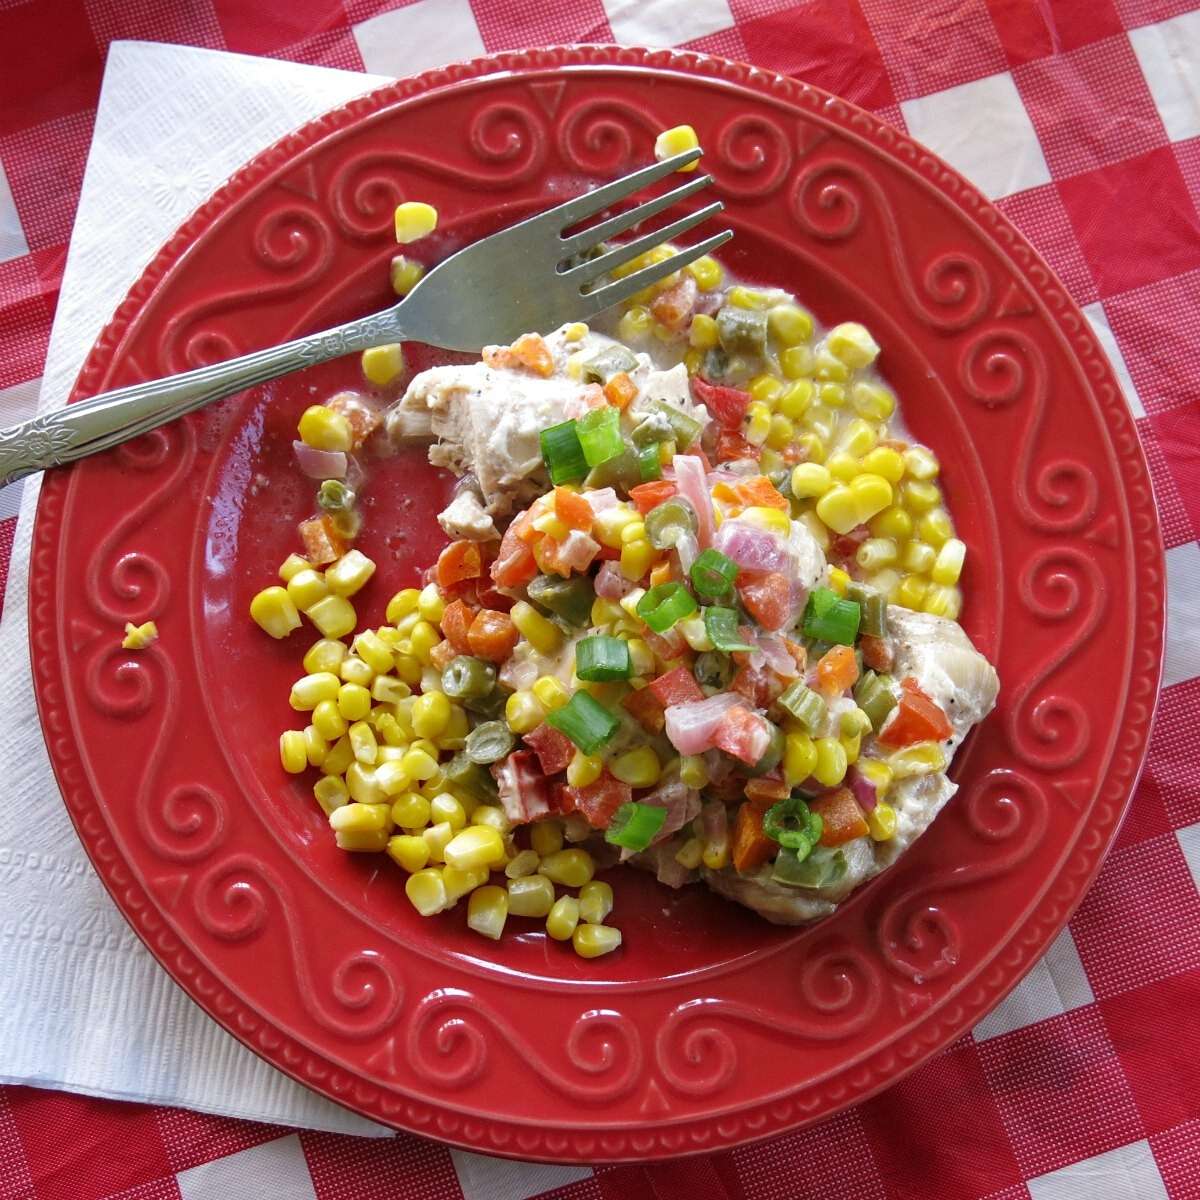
0,308,403,489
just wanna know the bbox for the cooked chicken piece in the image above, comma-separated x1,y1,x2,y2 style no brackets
437,488,498,541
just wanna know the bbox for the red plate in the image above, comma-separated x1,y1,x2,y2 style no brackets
30,47,1164,1161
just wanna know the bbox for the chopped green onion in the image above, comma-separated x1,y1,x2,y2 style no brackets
631,410,676,447
605,801,668,852
540,421,588,484
716,306,768,355
847,583,887,637
802,587,861,645
577,406,624,468
777,680,826,732
443,752,499,805
464,720,515,765
690,547,738,598
853,669,898,731
546,690,620,755
693,650,733,689
772,844,846,888
575,635,632,682
636,582,698,633
762,795,823,854
585,447,641,490
527,574,595,626
317,479,355,512
703,606,754,652
637,443,662,482
644,498,698,550
441,656,497,701
579,344,638,384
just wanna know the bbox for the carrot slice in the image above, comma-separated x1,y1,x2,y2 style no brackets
439,598,477,654
732,802,776,872
466,609,519,663
815,644,860,696
809,788,869,846
554,487,594,530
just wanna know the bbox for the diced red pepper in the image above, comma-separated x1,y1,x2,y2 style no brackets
629,480,678,515
622,685,667,735
732,663,784,708
809,787,870,846
436,540,483,590
737,571,792,631
559,772,632,829
713,706,772,765
493,750,553,824
648,665,704,707
716,430,758,464
743,776,789,810
732,802,776,872
829,524,870,562
877,678,954,747
860,634,894,672
691,376,750,430
522,723,574,776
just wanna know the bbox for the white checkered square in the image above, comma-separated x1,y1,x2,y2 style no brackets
352,0,486,77
176,1135,316,1200
1130,12,1200,144
901,71,1052,199
1164,541,1200,689
603,0,735,48
1027,1140,1168,1200
450,1149,593,1200
1082,302,1146,418
1178,821,1200,891
0,157,29,264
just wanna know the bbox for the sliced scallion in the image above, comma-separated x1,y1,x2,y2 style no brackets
545,690,620,755
576,406,624,468
689,547,738,599
801,587,861,645
703,606,754,653
605,801,668,851
540,421,588,485
636,582,698,633
575,635,632,682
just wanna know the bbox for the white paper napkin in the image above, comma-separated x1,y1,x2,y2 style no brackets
0,40,395,1136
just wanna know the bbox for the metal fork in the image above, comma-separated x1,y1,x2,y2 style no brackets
0,148,730,489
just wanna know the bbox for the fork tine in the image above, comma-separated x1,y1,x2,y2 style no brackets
565,202,725,287
560,174,714,258
542,149,702,232
578,230,734,316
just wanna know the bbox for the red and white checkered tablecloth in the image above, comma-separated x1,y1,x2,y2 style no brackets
2,1,1199,1197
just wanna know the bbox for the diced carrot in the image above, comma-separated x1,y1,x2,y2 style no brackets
783,637,808,674
877,678,953,747
815,644,860,696
860,634,894,672
440,598,477,654
533,534,572,578
809,788,870,846
734,475,789,511
435,540,483,590
483,345,516,369
325,391,380,448
738,572,791,631
648,560,675,588
510,333,554,378
428,639,458,672
650,275,698,331
628,480,677,515
466,609,519,663
299,514,348,565
743,777,789,810
732,802,776,872
603,371,638,410
622,685,666,735
716,429,758,463
554,487,594,530
513,501,546,545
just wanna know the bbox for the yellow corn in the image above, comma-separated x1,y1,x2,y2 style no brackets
579,880,614,924
361,343,404,387
472,805,511,835
765,414,795,451
784,732,818,787
386,588,421,624
818,381,847,408
591,596,624,628
901,540,936,574
278,553,310,583
289,672,341,711
503,689,544,735
609,746,661,788
744,401,771,445
530,820,563,858
931,537,966,585
321,736,355,777
619,537,656,582
329,801,391,852
856,537,898,572
418,584,444,622
894,573,929,610
348,720,379,765
748,373,782,406
343,761,382,804
393,201,437,243
812,737,848,787
387,834,429,872
464,885,508,939
410,691,450,738
303,725,328,767
674,837,704,870
654,124,700,169
374,759,411,796
297,405,353,452
780,344,815,379
250,587,301,639
702,838,730,870
765,302,812,346
837,418,876,459
770,381,810,424
870,506,913,541
546,895,581,941
279,730,307,774
840,731,861,765
677,615,712,653
814,486,859,535
510,601,562,655
444,824,505,872
505,849,540,879
121,620,159,650
389,254,424,296
422,820,455,863
868,568,902,600
798,511,830,552
507,874,555,917
688,313,719,349
566,750,603,788
372,675,411,705
430,794,467,831
339,656,374,687
405,867,447,915
825,321,880,368
573,923,622,958
348,631,390,675
443,863,490,904
867,802,897,841
393,653,422,686
618,305,652,341
889,742,947,778
533,675,570,712
408,620,441,665
391,791,431,829
312,698,348,741
686,255,723,290
826,451,860,482
923,583,962,620
916,509,951,549
539,849,595,888
903,445,939,480
803,406,835,440
850,380,895,420
856,757,893,797
313,775,349,815
400,747,438,782
307,594,356,639
303,638,347,675
335,682,370,722
788,462,830,499
861,446,905,484
323,549,374,598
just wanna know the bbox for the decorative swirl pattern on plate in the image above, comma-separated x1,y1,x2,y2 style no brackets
195,853,402,1039
655,943,880,1096
960,328,1099,533
1005,548,1104,771
557,97,661,174
710,113,793,197
406,989,641,1101
159,206,335,372
328,101,546,238
790,158,991,331
877,769,1049,983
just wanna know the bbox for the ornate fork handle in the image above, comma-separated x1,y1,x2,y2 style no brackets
0,309,402,489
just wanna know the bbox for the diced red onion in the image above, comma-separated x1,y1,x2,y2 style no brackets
673,455,714,548
664,692,744,755
293,441,347,479
739,624,766,672
757,633,799,678
699,799,728,844
594,560,635,600
639,779,701,844
713,520,792,574
848,767,878,811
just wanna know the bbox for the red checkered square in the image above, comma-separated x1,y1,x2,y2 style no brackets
726,0,802,18
0,515,17,614
1150,405,1200,531
301,1129,461,1199
1102,268,1200,413
986,0,1125,66
1141,677,1200,829
641,1156,743,1200
1070,831,1200,1000
976,1006,1145,1177
1014,35,1168,178
0,255,53,391
1101,972,1200,1135
1150,1118,1200,1200
860,1041,1022,1199
594,1165,657,1200
82,0,225,52
470,0,612,49
105,1179,181,1200
1057,148,1200,296
155,1106,289,1173
680,25,751,61
740,0,896,113
1176,136,1200,229
0,0,101,137
210,0,347,56
1137,419,1196,549
0,111,95,253
995,183,1098,305
859,0,1009,101
1112,769,1174,852
0,1088,34,1200
5,1088,173,1200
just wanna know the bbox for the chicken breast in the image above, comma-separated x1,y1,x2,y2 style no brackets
700,607,997,925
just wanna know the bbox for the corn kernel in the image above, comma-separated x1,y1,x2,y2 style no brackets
329,801,391,851
573,880,613,926
372,675,411,705
372,759,409,796
250,587,301,639
860,446,905,484
339,656,374,687
472,804,511,836
678,754,709,790
392,791,430,829
654,124,700,170
331,682,368,723
826,451,860,482
313,775,349,815
278,553,310,583
323,549,375,598
744,401,772,445
609,746,661,788
405,867,447,915
298,405,353,453
302,725,328,767
702,839,730,870
539,848,595,889
765,413,795,451
674,837,704,870
818,382,847,408
319,731,353,776
894,573,929,610
870,506,913,541
399,747,437,782
361,343,404,387
386,588,421,624
279,730,307,774
533,676,570,712
826,321,880,368
443,863,489,905
868,568,902,599
408,620,441,665
901,540,936,574
348,719,379,765
444,824,505,872
307,594,356,639
814,486,859,536
812,737,848,787
389,253,424,296
510,600,562,655
850,381,895,421
803,406,836,441
840,731,861,765
289,672,340,711
798,510,830,552
903,445,940,480
867,802,897,841
931,538,966,585
888,742,947,778
856,537,898,572
349,630,390,675
573,922,622,958
686,255,723,290
566,750,603,788
507,874,555,917
618,305,652,341
786,462,827,500
304,638,347,675
501,690,541,736
530,820,563,858
827,565,851,596
546,895,581,941
394,201,437,244
428,793,465,832
688,313,719,350
784,732,818,787
748,373,782,405
763,302,810,346
393,653,422,686
923,583,962,620
386,833,429,872
423,820,455,863
914,509,950,549
119,620,158,650
410,691,450,739
780,343,814,380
